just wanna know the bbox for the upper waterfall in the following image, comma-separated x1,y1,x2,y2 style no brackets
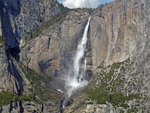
65,17,91,97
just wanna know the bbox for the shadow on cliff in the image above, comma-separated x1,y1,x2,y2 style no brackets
0,0,25,98
6,49,24,96
0,0,21,61
0,0,24,94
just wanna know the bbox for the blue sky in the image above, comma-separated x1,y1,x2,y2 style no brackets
100,0,114,4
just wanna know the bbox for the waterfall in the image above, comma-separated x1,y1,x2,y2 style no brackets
61,17,91,112
65,17,91,97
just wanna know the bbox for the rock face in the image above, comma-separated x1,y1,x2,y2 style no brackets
0,0,66,112
90,0,150,67
0,14,2,36
15,0,61,37
0,0,62,38
0,0,150,112
63,0,150,112
0,100,60,113
90,0,150,95
20,10,90,82
0,0,64,60
0,45,30,95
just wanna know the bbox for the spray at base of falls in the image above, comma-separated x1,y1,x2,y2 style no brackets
62,17,91,110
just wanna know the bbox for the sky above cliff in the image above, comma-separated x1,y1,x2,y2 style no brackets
57,0,114,8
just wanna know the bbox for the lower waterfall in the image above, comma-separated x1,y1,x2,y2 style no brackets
61,17,91,111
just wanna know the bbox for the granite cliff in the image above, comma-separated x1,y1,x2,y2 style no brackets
64,0,150,112
0,0,150,112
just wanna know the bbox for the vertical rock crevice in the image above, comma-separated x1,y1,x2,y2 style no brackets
0,0,21,61
6,49,24,95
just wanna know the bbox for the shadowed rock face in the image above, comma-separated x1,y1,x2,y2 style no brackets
0,0,63,60
0,0,60,97
0,0,66,112
0,46,30,94
0,0,62,38
0,0,66,93
0,0,20,60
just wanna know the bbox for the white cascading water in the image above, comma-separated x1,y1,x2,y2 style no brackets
65,17,91,97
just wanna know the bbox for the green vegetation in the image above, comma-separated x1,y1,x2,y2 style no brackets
24,13,68,41
86,88,139,108
0,62,55,107
22,8,28,14
0,91,41,107
0,92,18,107
86,59,140,109
19,62,53,102
0,36,6,46
58,2,71,14
73,7,93,13
41,14,65,30
127,106,138,113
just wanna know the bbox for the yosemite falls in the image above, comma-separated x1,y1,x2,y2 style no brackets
65,17,91,97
